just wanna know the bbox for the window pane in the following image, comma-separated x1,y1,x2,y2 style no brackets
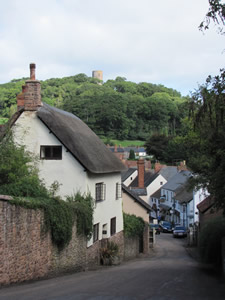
116,183,122,199
95,183,105,201
53,146,62,158
93,223,99,242
40,146,62,160
45,146,51,158
110,217,116,236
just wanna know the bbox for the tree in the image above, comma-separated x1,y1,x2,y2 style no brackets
187,70,225,211
145,134,171,161
199,0,225,35
129,149,135,160
0,133,49,197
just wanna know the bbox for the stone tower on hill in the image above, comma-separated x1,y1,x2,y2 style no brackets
92,70,103,83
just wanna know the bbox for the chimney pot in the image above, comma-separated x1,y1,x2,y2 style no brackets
30,63,36,80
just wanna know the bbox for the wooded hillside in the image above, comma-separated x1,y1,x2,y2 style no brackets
0,74,189,140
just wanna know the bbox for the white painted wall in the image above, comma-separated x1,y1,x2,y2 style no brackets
123,169,137,187
146,174,167,204
87,172,123,246
13,111,123,247
13,111,87,197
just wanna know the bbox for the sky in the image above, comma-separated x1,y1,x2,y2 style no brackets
0,0,224,96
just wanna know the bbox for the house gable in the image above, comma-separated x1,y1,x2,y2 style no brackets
37,104,127,174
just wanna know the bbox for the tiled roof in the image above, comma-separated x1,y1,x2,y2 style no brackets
129,171,157,188
122,184,152,212
159,166,179,181
122,168,137,182
129,188,147,196
151,188,161,199
124,147,146,153
197,196,214,213
175,184,193,204
162,170,192,192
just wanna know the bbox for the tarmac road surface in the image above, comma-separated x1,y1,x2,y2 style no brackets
0,233,225,300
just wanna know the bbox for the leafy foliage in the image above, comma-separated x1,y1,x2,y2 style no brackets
0,134,94,248
129,149,135,160
100,241,119,265
187,70,225,211
66,192,94,240
145,134,172,161
0,133,49,198
0,74,188,141
123,213,145,238
199,216,225,266
199,0,225,35
10,196,74,250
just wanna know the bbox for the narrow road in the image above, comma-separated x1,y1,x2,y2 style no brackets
0,234,224,299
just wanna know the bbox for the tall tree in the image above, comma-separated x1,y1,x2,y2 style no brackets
187,70,225,211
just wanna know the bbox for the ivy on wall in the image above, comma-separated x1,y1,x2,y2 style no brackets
0,133,94,250
10,193,94,250
123,213,145,238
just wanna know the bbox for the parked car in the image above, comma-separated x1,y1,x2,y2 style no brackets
173,226,187,238
150,223,161,234
159,221,172,233
172,223,181,231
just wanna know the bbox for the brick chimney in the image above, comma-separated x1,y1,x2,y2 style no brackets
16,85,26,111
137,159,145,188
17,63,42,111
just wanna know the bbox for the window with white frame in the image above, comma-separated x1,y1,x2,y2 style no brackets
116,183,122,199
95,182,106,202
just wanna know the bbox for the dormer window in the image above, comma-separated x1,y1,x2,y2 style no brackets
40,145,62,160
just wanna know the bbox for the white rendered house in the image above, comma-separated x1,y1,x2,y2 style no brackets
6,63,126,247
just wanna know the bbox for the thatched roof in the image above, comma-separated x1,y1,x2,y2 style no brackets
37,103,127,174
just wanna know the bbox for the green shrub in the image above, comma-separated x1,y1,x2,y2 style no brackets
66,192,94,240
0,134,94,249
199,216,225,266
123,213,145,238
129,149,135,160
0,133,49,198
100,241,119,265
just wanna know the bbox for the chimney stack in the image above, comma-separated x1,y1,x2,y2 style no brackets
137,159,145,188
17,63,42,111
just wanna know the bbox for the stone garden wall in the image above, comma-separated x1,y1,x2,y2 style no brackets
0,199,86,286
